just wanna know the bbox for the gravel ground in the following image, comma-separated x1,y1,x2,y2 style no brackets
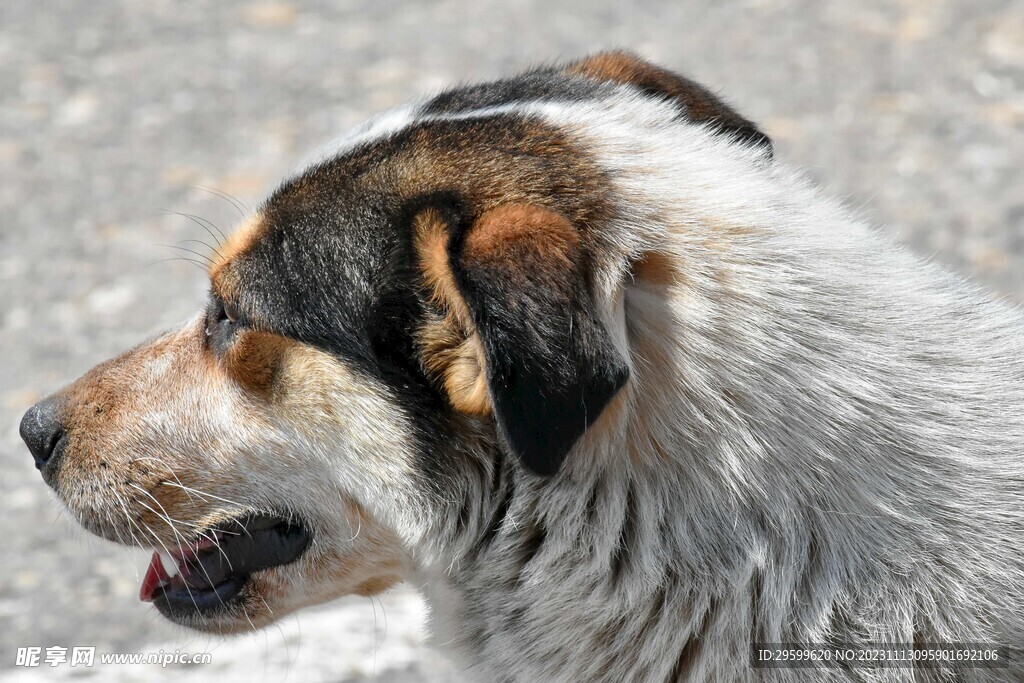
1,1,1021,681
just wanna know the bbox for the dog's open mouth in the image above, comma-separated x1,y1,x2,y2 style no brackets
140,514,310,616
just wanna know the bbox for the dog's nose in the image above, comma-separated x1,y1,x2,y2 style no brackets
20,397,67,471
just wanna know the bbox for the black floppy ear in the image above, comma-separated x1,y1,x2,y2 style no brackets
446,203,629,476
564,50,772,154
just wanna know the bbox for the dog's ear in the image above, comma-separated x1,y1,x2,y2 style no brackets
564,50,772,154
415,203,629,476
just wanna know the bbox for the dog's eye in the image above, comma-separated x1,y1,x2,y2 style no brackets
205,298,241,349
221,300,238,324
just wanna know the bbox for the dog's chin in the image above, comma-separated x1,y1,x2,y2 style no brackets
152,572,302,634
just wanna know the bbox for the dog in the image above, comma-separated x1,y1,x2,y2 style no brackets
20,51,1024,681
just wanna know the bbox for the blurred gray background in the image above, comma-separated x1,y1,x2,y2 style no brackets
1,0,1022,681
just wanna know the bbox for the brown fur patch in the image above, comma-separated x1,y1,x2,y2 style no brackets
353,575,403,597
462,203,579,274
413,208,472,324
209,212,267,298
334,115,613,234
222,330,294,396
440,336,490,416
632,251,682,289
413,208,493,416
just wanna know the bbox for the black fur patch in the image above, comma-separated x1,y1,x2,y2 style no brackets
422,70,607,115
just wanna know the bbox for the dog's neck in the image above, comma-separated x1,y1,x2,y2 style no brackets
408,281,759,680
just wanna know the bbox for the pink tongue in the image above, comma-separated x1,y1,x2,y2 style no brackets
139,551,169,602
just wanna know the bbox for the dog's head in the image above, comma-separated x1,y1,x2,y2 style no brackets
20,52,770,633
